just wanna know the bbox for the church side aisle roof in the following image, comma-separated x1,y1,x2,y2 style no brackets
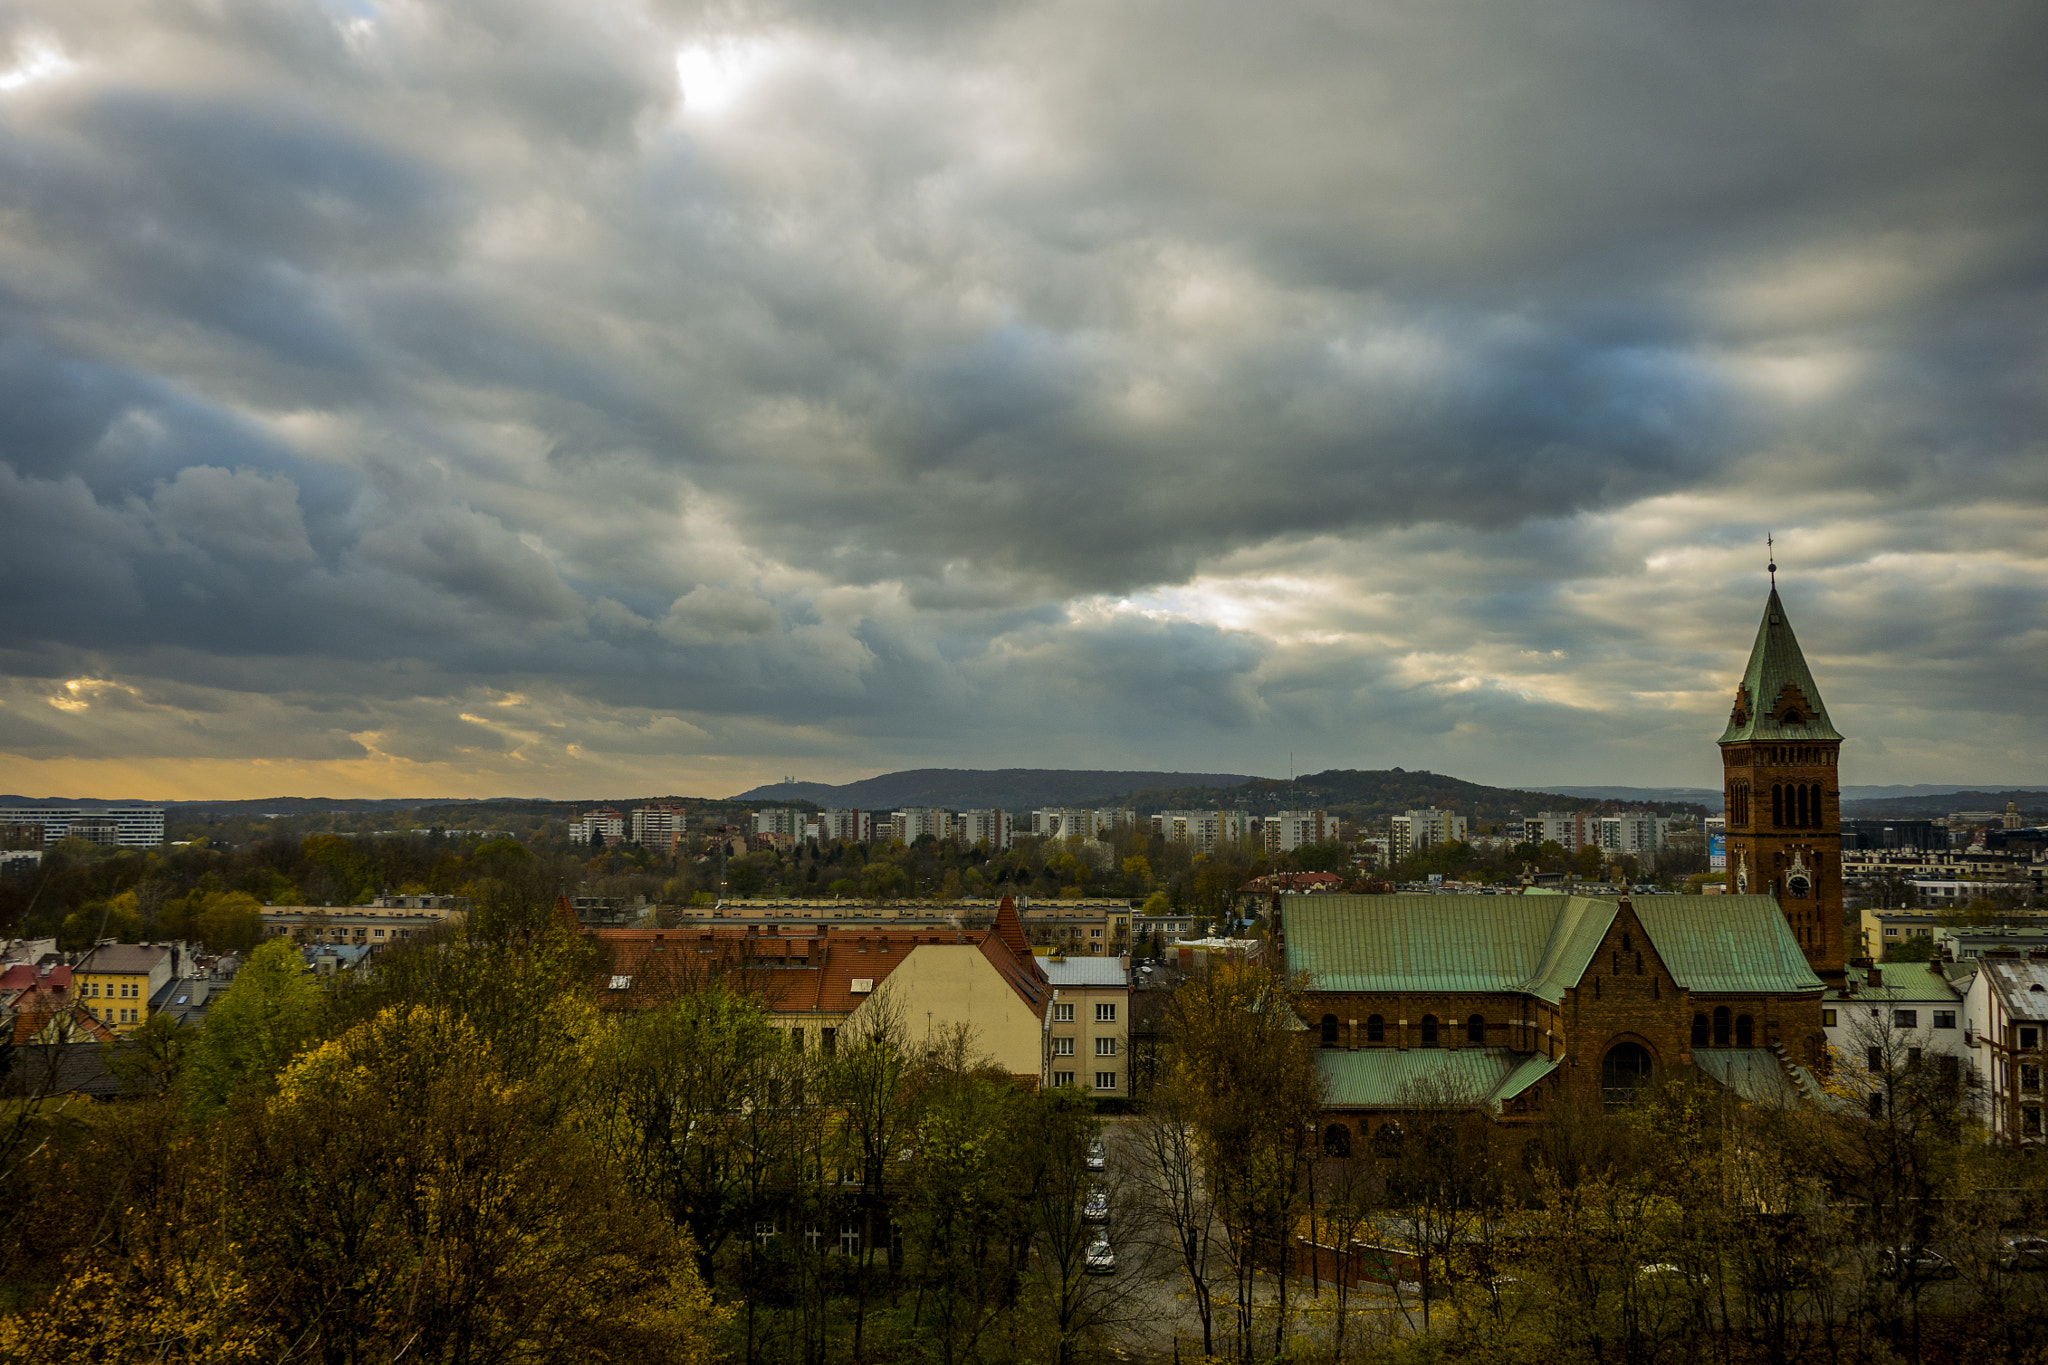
1318,1047,1559,1113
1719,588,1843,744
1284,893,1822,1001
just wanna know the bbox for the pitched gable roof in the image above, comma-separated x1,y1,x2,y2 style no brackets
1719,588,1842,743
1629,896,1824,995
1283,893,1822,1002
992,894,1030,959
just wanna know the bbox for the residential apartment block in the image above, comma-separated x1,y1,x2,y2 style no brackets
73,943,175,1035
569,807,626,845
1963,956,2048,1145
1265,810,1334,854
0,806,166,848
1392,808,1467,861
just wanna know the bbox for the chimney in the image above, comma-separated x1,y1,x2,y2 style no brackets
1867,966,1883,988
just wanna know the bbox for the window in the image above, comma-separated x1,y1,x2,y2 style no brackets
1053,1037,1074,1056
1867,1093,1885,1118
1095,1071,1118,1091
1894,1010,1917,1029
1323,1124,1352,1158
1867,1046,1883,1072
1692,1013,1710,1046
1420,1015,1439,1046
1090,929,1101,938
756,1222,778,1245
1884,928,1900,938
1907,1048,1922,1068
1320,1014,1339,1046
1466,1014,1485,1044
2025,1108,2043,1137
1736,1014,1753,1048
822,1028,837,1056
1822,1009,1837,1028
1054,1003,1075,1023
1095,1003,1117,1023
1054,1071,1075,1088
2024,1064,2042,1093
839,1228,861,1257
2022,1027,2040,1050
1933,1011,1955,1030
1367,1014,1384,1043
1714,1007,1731,1047
1095,1037,1117,1056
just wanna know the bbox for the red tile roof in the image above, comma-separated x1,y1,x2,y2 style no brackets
992,894,1030,959
591,924,978,1016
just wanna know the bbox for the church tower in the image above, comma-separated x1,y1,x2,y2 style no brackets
1719,580,1845,981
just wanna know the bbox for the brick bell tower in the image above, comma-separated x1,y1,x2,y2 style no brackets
1718,561,1845,982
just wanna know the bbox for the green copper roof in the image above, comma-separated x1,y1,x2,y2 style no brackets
1318,1047,1558,1112
1629,895,1824,995
1719,588,1842,744
1693,1050,1806,1108
1283,893,1822,1002
1824,961,1961,1003
1283,894,1616,1004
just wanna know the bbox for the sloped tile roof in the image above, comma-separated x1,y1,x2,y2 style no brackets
1038,956,1127,987
75,944,170,975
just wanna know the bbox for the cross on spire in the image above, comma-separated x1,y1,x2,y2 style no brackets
1767,533,1776,586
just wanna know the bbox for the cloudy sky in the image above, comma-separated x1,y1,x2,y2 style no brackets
0,0,2043,801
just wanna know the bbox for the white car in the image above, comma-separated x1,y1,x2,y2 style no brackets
1085,1237,1116,1275
1083,1190,1110,1223
1086,1139,1106,1171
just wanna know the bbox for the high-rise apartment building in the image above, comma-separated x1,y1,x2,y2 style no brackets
0,807,165,848
1265,810,1335,854
630,804,686,850
955,809,1015,851
569,807,626,846
1390,808,1465,861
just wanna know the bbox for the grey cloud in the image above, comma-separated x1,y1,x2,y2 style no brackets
0,0,2044,792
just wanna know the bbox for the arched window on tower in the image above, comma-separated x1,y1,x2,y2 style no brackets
1320,1014,1339,1047
1691,1013,1709,1047
1467,1014,1485,1044
1421,1015,1439,1046
1796,784,1810,827
1812,784,1825,825
1714,1006,1731,1047
1772,785,1784,828
1366,1014,1385,1043
1736,1014,1754,1048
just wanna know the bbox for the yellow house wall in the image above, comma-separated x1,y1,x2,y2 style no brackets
856,945,1044,1079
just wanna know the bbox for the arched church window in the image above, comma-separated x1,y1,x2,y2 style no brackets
1691,1013,1709,1047
1420,1015,1439,1047
1713,1006,1731,1047
1601,1042,1653,1113
1782,709,1803,726
1320,1014,1339,1047
1371,1122,1404,1158
1467,1014,1485,1044
1323,1124,1352,1158
1772,785,1784,828
1366,1014,1384,1043
1796,785,1810,827
1736,1014,1754,1048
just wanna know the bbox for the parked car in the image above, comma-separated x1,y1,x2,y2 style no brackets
1998,1235,2048,1273
1878,1246,1958,1282
1082,1190,1110,1223
1086,1139,1106,1171
1085,1236,1116,1275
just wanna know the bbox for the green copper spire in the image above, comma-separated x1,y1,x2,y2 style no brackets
1718,587,1842,744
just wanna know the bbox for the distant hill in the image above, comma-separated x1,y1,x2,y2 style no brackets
1842,789,2048,819
731,768,1264,811
1545,785,1723,808
1091,768,1710,823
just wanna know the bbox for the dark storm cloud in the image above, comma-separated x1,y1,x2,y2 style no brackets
0,0,2044,795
